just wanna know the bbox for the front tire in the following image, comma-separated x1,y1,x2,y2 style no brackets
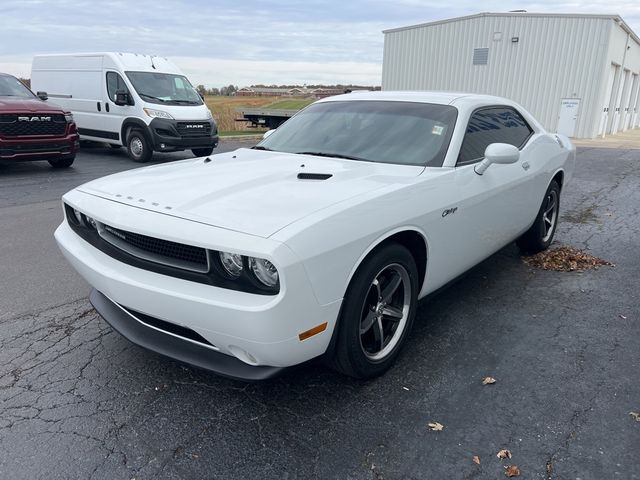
48,156,75,168
517,180,561,253
330,243,419,379
191,147,214,157
127,129,152,163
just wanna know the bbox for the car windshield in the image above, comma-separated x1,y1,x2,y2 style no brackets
0,75,35,99
125,71,202,105
258,100,457,167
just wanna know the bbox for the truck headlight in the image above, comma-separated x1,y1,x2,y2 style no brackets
64,113,74,123
143,108,174,120
205,109,213,119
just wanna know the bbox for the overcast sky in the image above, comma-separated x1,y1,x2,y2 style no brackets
1,0,638,87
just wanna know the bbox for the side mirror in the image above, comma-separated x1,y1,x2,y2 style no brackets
474,143,520,175
36,91,48,101
262,129,276,140
114,90,130,106
198,92,205,100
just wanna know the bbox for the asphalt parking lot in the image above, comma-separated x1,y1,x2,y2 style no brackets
0,141,638,479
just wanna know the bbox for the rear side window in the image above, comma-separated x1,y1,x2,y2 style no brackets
106,72,131,103
457,107,533,165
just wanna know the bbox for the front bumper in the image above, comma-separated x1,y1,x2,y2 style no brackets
0,132,79,160
54,193,341,377
149,118,218,151
90,289,284,380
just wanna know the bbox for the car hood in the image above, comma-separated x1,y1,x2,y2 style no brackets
77,148,424,238
0,96,67,113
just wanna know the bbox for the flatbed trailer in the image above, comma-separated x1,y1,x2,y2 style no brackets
236,108,299,129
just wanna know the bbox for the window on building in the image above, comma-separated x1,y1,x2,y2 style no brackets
457,107,533,165
472,48,489,65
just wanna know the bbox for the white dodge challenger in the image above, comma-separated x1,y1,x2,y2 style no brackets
55,91,575,380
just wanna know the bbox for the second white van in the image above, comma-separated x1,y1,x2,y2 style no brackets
31,52,218,162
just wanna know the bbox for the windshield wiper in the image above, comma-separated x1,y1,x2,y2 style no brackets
172,99,200,105
251,145,273,151
139,93,167,103
295,151,370,162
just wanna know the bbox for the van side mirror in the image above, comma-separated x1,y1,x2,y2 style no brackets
114,90,130,106
474,143,520,175
262,129,276,140
36,91,48,101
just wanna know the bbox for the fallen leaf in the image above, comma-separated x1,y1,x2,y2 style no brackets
482,376,496,385
497,449,512,459
522,246,612,272
428,422,444,431
619,314,627,320
504,465,521,477
472,455,480,465
630,411,640,421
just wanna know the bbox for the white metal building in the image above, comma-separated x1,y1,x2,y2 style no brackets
382,12,640,138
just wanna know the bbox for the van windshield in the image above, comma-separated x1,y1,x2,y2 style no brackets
125,71,202,106
0,75,35,99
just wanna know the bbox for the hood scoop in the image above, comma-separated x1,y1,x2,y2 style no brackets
297,172,333,181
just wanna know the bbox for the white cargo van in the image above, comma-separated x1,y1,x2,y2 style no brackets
31,52,218,162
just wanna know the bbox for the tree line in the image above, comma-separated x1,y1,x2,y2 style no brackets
195,85,239,96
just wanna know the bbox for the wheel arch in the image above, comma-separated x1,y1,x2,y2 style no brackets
551,168,564,191
344,227,429,298
323,227,429,362
121,117,151,146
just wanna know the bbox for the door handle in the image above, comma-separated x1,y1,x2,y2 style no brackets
97,102,101,112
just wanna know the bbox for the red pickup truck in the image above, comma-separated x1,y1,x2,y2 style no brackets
0,72,79,167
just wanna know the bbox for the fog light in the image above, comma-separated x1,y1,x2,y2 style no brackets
160,143,166,149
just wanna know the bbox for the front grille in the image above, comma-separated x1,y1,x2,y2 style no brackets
0,114,67,136
99,223,209,273
176,121,211,138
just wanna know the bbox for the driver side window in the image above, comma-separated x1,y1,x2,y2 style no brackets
457,107,532,166
106,72,131,103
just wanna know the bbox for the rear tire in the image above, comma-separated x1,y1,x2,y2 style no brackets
48,156,75,168
191,147,214,157
127,129,152,163
329,243,419,379
517,180,561,253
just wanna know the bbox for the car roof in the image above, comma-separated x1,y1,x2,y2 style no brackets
318,90,509,106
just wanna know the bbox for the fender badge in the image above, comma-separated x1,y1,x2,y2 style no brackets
442,207,458,218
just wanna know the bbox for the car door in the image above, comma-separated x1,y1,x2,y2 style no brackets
104,71,134,145
445,107,539,269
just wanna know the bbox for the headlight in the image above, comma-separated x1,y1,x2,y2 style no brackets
84,214,97,230
143,108,174,119
205,109,213,119
68,206,97,229
71,208,83,225
64,113,74,123
219,251,243,278
249,257,279,288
